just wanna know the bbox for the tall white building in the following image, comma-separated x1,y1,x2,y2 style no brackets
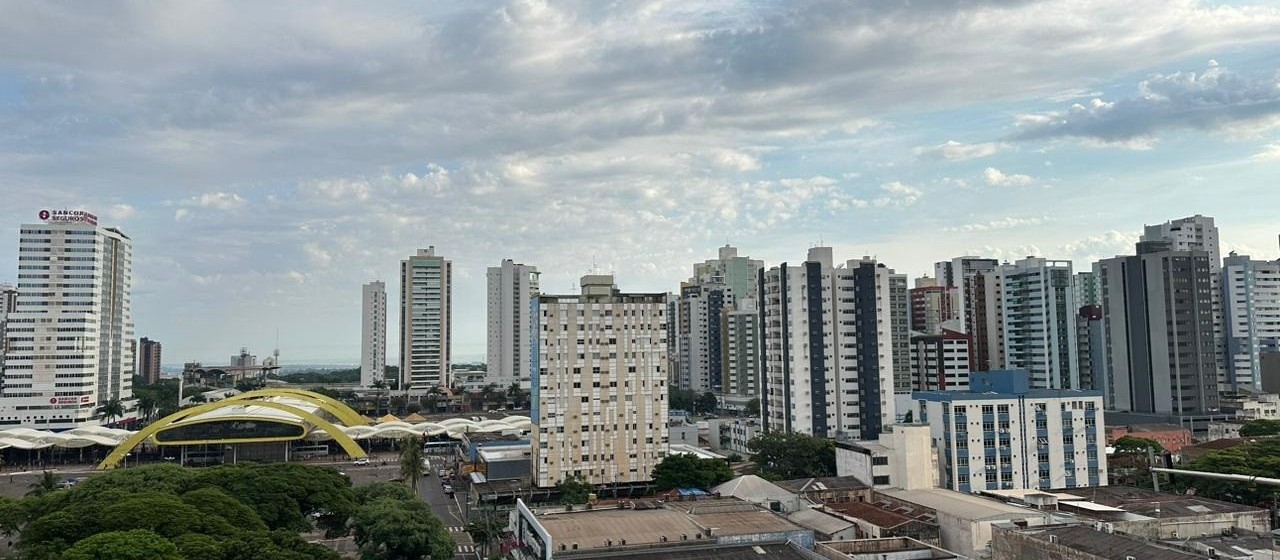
761,248,909,440
530,275,669,487
360,281,387,388
1222,253,1280,393
675,246,762,396
999,257,1079,389
0,283,17,387
2,210,135,428
721,298,761,412
486,259,540,390
914,369,1106,492
399,247,451,393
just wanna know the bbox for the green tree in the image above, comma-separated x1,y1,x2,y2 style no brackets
669,387,695,412
556,475,592,506
1238,419,1280,437
371,379,389,416
747,433,836,480
389,396,408,416
466,516,505,558
744,398,760,418
59,529,182,560
398,436,425,496
1174,438,1280,506
651,454,733,491
1113,436,1164,454
172,533,222,559
136,394,158,422
351,497,454,560
506,382,528,409
97,398,124,427
698,391,719,415
27,471,59,497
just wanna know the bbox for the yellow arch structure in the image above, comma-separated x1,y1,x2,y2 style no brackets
96,399,368,470
221,389,369,427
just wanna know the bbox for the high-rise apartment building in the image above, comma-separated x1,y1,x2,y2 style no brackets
399,247,451,393
1096,240,1219,414
2,210,135,428
137,337,162,386
935,257,1002,372
915,369,1106,492
360,281,387,388
909,276,959,335
761,248,909,440
674,246,762,396
486,260,540,391
999,257,1078,389
721,298,761,412
1142,215,1225,389
530,275,668,487
1222,253,1280,393
909,325,973,392
1,284,17,386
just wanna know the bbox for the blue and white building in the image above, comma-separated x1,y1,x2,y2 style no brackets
914,369,1106,492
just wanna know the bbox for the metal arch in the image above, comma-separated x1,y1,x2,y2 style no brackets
95,400,368,470
222,389,368,426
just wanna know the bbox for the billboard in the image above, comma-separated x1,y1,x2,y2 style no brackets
39,209,98,226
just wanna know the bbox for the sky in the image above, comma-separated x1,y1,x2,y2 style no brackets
1,0,1279,365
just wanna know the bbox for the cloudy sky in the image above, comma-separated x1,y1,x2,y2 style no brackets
2,1,1279,365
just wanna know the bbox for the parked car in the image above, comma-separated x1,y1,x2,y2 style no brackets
442,484,454,494
437,468,446,478
353,458,370,466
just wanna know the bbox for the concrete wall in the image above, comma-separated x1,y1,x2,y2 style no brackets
1108,510,1272,540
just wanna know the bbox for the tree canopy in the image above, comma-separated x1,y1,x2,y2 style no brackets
1112,436,1164,454
747,433,836,480
651,454,734,491
556,475,592,506
1238,419,1280,437
12,463,351,560
350,483,454,560
1174,438,1280,506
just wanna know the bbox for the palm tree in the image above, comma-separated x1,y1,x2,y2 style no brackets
506,382,527,409
398,436,425,496
426,385,444,413
97,398,124,427
137,394,158,422
477,383,498,411
26,471,58,497
371,379,388,416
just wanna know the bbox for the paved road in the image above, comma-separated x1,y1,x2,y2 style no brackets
416,456,479,560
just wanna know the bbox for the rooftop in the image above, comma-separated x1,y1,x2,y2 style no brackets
774,475,870,494
535,498,807,555
817,538,957,559
1046,486,1265,517
566,542,814,559
824,501,934,529
881,488,1042,522
1004,524,1203,560
786,508,855,536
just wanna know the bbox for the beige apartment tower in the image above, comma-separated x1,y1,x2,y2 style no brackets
530,275,669,487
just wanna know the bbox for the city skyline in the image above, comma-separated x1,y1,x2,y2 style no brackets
2,2,1279,363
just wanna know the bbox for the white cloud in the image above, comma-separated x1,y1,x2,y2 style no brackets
944,216,1048,233
1014,63,1280,144
1252,143,1280,161
173,208,190,221
103,204,137,221
194,192,246,210
983,167,1034,187
916,140,1009,161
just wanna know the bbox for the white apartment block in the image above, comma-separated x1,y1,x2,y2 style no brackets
530,275,669,487
999,257,1079,389
675,246,762,397
721,298,760,412
399,247,451,393
761,247,909,441
935,256,1002,373
1222,253,1280,393
360,281,387,388
487,259,540,391
914,370,1106,492
909,325,973,392
2,211,135,428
